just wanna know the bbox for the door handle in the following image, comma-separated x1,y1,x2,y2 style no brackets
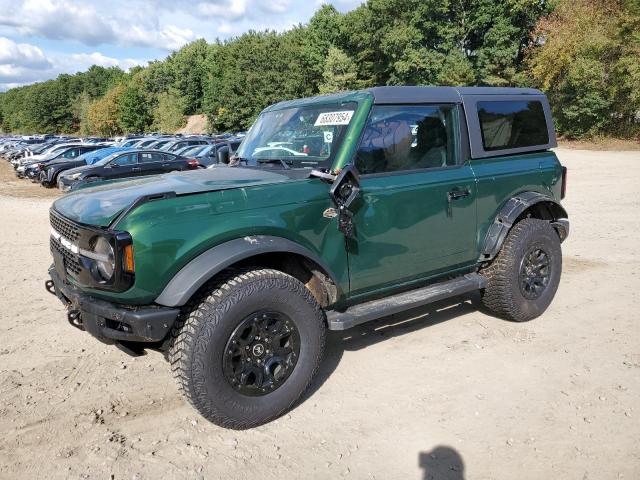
132,167,141,172
447,188,470,217
447,188,470,200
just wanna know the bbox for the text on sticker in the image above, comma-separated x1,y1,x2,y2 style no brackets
314,111,354,126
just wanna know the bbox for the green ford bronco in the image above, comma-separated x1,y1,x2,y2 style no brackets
46,86,569,429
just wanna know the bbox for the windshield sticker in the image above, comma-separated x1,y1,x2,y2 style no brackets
323,131,334,143
314,111,354,127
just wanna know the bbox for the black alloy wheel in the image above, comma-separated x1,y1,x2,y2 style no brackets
222,311,300,396
519,246,551,300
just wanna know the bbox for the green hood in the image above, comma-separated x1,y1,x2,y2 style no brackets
53,167,291,227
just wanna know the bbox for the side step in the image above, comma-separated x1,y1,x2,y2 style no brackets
326,273,487,331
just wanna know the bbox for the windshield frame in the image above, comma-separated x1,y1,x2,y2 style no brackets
236,101,360,170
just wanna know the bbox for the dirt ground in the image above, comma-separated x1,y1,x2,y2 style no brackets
0,149,639,480
0,160,60,199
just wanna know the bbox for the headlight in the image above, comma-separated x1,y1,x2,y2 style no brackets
68,172,82,180
93,237,115,281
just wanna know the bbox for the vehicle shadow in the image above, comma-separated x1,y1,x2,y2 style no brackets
419,446,465,480
302,292,481,403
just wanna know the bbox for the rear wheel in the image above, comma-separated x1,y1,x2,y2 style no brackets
169,268,326,429
480,218,562,321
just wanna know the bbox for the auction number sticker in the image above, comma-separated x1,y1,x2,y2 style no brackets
314,110,354,126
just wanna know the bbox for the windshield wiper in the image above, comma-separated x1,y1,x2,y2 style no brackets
256,158,292,170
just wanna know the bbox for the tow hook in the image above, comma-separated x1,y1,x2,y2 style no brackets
45,280,56,296
67,309,84,331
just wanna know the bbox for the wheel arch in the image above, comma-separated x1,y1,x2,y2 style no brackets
480,191,569,262
155,235,341,308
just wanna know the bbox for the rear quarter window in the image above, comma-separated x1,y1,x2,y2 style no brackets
477,101,549,151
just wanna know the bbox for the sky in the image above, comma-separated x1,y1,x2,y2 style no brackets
0,0,363,91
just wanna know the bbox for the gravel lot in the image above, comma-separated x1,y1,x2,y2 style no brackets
0,149,639,479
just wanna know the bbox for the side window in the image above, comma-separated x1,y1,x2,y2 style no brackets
355,105,457,174
230,141,241,151
162,154,176,162
62,148,79,158
477,101,549,151
140,152,164,163
112,153,137,166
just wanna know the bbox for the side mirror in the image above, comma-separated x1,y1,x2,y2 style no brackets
329,164,361,238
217,146,230,164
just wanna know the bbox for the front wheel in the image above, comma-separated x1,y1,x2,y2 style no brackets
169,268,326,429
480,218,562,322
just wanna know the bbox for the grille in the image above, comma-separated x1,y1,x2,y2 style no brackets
50,211,79,242
50,237,82,275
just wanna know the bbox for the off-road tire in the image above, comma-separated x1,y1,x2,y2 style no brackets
480,218,562,322
168,268,326,429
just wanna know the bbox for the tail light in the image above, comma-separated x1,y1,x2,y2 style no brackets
187,158,200,169
561,166,567,199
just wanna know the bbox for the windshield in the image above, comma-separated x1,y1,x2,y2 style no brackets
82,148,117,164
94,151,127,166
236,102,357,168
181,145,206,157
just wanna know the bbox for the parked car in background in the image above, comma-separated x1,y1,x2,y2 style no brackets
58,150,200,191
40,146,127,187
162,138,211,153
19,144,106,179
200,139,243,166
13,142,82,169
145,139,178,150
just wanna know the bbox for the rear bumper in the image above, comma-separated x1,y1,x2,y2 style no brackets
47,266,179,344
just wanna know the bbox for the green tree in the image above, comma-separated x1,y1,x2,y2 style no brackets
527,0,640,137
319,47,362,94
118,81,153,133
87,84,125,136
71,91,93,135
152,91,186,133
169,39,209,115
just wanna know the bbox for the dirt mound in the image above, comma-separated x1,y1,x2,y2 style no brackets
177,114,208,135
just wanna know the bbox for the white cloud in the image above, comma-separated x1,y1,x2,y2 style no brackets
258,0,291,15
60,53,145,71
0,37,146,90
196,0,247,20
0,37,52,69
0,0,364,90
0,0,196,50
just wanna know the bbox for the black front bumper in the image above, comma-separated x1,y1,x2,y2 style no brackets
47,266,179,344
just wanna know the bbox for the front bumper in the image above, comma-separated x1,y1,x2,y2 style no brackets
47,266,179,344
58,177,73,191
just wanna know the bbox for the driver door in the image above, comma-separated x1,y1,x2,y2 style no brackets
108,152,139,178
339,104,478,298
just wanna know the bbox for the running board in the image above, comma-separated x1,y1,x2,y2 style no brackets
326,273,487,331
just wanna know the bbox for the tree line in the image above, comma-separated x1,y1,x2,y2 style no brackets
0,0,638,139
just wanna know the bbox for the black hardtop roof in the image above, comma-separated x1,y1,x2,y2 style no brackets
366,86,545,104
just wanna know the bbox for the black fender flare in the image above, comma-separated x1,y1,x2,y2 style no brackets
154,235,341,307
480,191,569,261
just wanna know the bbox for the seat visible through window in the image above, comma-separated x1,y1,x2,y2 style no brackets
355,105,457,174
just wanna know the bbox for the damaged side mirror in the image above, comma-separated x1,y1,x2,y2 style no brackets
329,164,361,238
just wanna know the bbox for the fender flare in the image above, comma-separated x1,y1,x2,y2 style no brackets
480,191,569,261
155,235,341,307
